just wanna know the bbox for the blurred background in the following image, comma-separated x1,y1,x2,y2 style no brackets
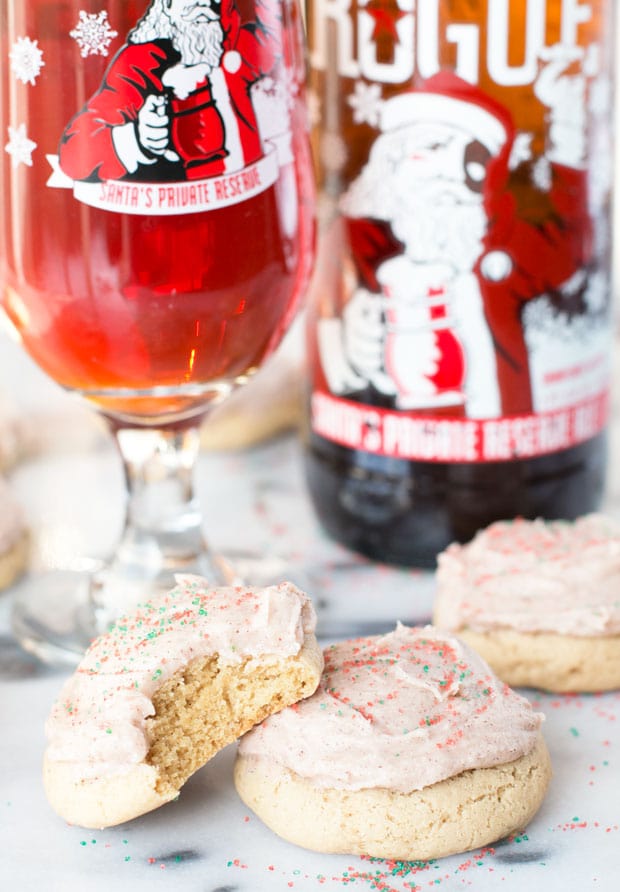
1,17,620,607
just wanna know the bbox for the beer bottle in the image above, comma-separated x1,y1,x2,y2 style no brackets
304,0,615,567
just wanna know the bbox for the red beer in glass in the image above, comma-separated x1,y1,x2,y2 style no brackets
1,0,315,663
1,0,314,424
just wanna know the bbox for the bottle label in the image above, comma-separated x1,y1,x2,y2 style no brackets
308,0,613,462
6,1,297,215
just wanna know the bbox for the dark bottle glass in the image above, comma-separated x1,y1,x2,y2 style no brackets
304,0,614,567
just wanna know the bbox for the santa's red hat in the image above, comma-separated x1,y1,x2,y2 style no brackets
379,73,513,157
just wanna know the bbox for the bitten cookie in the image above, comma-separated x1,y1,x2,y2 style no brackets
235,624,551,861
434,514,620,692
0,401,21,472
44,576,323,829
0,477,29,590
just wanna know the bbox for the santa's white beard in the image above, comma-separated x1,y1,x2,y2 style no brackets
342,149,490,274
171,19,224,68
391,192,487,273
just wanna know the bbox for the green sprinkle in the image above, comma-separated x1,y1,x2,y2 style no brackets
569,727,579,737
105,728,112,735
80,841,87,847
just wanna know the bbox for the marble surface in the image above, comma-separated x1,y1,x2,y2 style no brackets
1,333,620,891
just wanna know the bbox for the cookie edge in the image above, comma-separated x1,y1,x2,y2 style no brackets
43,631,323,829
439,627,620,692
234,734,552,861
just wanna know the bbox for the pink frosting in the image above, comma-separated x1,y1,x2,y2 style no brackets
436,514,620,637
45,576,316,779
0,477,25,551
238,624,543,792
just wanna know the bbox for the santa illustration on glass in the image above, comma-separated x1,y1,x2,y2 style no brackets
0,0,315,661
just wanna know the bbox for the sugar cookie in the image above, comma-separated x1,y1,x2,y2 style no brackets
434,514,620,692
235,624,551,860
0,477,28,590
44,576,322,828
200,324,303,450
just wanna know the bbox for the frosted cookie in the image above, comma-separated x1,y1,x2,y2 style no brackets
434,514,620,692
200,359,302,449
235,624,551,861
1,380,106,469
0,397,21,471
0,477,29,590
200,322,303,450
44,576,323,829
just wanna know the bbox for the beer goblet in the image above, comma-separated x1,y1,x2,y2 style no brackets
1,0,314,662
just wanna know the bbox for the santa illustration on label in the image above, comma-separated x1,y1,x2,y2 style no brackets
319,49,608,420
58,0,285,184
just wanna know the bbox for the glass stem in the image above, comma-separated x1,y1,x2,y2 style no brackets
90,424,216,625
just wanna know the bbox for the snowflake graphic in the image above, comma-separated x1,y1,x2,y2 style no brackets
347,81,383,127
320,132,348,172
279,66,300,112
589,76,612,118
523,298,561,349
523,284,608,353
9,36,45,85
508,132,533,170
4,123,37,168
532,155,552,191
584,270,608,314
70,10,118,58
306,89,321,128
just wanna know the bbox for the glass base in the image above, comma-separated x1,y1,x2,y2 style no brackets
11,570,100,666
11,550,310,666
